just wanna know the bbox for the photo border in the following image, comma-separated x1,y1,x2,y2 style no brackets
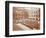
5,1,45,37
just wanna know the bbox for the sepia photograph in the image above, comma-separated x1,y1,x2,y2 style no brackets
13,7,40,31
